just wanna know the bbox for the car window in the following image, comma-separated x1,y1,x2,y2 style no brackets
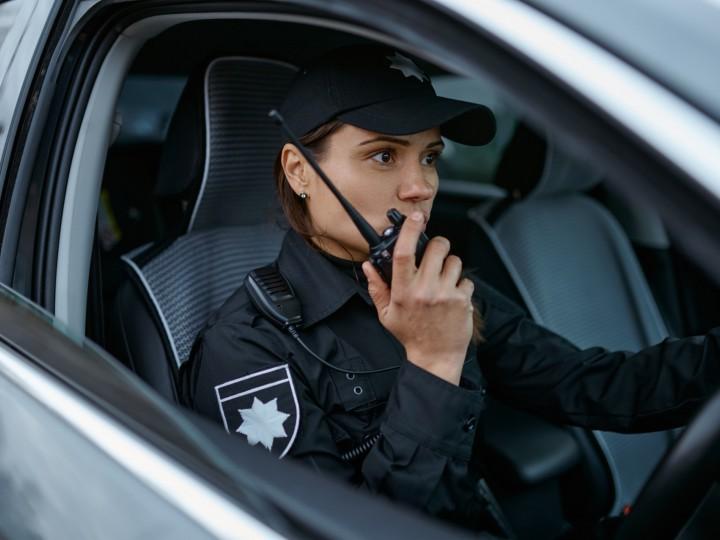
114,74,186,145
433,74,518,184
94,74,186,252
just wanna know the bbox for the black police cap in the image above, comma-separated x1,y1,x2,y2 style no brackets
279,46,496,146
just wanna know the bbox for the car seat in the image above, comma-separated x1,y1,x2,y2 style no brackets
468,124,675,516
111,57,297,401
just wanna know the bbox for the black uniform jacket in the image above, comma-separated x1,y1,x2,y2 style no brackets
181,229,720,527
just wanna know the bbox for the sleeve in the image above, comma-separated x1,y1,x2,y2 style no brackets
474,281,720,432
184,321,492,528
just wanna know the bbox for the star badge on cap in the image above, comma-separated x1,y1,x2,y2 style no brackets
386,52,429,82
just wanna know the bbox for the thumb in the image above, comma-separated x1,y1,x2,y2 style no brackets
362,261,391,316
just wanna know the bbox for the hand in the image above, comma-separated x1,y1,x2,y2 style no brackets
362,211,474,385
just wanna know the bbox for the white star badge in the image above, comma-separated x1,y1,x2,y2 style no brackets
386,52,428,82
237,397,290,451
215,364,300,458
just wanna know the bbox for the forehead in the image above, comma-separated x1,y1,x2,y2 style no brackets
329,124,442,147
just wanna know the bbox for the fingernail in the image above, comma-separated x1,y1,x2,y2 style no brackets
411,211,423,222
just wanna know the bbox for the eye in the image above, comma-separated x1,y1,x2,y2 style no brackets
422,152,440,166
371,150,393,165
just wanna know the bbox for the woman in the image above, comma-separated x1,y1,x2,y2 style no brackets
181,46,719,532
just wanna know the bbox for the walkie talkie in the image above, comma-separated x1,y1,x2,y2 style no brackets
269,110,428,284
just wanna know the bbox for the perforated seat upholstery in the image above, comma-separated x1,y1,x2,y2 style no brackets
113,57,297,401
470,136,674,515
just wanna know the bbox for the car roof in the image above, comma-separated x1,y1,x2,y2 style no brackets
524,0,720,122
128,19,449,77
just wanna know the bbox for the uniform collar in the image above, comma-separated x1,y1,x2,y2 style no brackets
277,230,372,327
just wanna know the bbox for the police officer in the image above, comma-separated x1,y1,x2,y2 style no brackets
180,46,720,533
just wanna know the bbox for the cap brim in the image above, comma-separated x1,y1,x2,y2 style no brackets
337,95,496,146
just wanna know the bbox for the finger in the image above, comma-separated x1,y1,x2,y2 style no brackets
440,254,463,286
417,236,451,282
391,211,424,289
362,261,391,316
458,277,475,299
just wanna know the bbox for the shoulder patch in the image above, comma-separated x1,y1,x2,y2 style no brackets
214,364,300,458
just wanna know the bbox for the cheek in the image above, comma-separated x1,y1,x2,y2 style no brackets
321,161,397,226
426,167,439,189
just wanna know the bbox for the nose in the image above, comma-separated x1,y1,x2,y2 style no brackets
397,163,435,202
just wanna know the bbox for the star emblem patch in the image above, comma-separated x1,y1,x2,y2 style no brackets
215,364,300,458
237,397,290,451
386,52,429,82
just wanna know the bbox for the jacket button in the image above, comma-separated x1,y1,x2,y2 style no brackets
480,388,487,396
345,372,356,380
353,386,364,395
463,416,476,432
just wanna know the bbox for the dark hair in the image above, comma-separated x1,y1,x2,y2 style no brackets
273,121,484,343
273,120,345,243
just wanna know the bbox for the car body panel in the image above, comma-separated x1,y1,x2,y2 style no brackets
524,0,720,122
0,358,222,540
0,0,58,191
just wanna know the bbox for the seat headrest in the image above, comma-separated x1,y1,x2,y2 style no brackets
495,122,602,199
156,57,298,231
155,68,205,198
529,138,603,198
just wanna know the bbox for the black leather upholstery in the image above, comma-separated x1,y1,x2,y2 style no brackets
112,262,179,399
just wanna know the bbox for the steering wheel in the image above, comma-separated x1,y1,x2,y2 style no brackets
614,389,720,539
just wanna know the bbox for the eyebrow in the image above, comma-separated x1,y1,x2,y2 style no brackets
357,136,445,149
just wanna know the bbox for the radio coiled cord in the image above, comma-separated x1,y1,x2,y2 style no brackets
340,433,382,462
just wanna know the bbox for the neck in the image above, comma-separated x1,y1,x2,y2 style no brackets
310,235,367,262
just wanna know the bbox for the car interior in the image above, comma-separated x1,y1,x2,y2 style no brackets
63,16,720,540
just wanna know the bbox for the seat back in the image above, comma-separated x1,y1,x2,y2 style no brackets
113,57,297,400
470,133,674,515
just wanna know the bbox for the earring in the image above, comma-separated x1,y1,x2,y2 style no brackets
299,191,308,200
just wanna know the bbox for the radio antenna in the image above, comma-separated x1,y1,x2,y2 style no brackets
269,110,382,246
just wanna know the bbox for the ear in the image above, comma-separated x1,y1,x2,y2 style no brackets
281,143,310,196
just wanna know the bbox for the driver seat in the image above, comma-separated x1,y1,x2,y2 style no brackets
111,57,297,401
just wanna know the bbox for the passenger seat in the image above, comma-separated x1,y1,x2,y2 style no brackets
469,125,675,516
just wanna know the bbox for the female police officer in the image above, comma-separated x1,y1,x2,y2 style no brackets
180,46,720,532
